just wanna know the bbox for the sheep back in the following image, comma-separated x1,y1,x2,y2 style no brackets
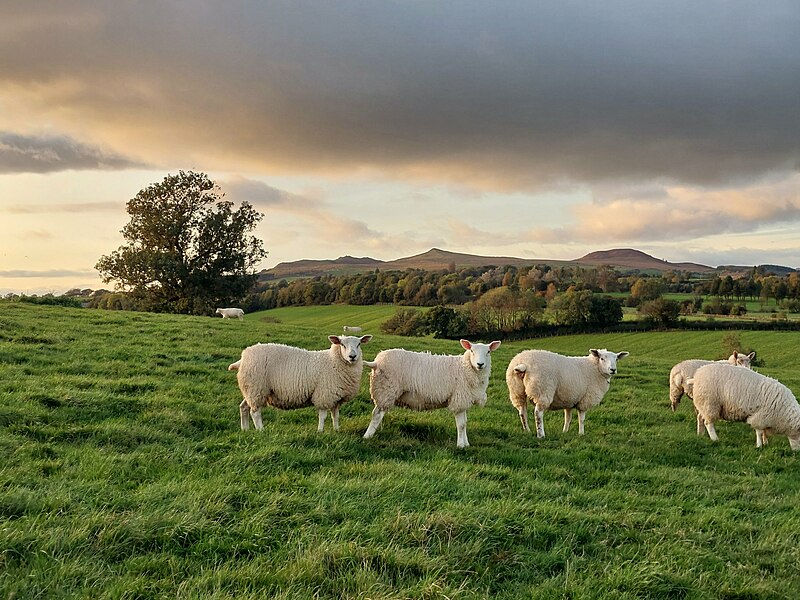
369,349,488,413
237,343,362,411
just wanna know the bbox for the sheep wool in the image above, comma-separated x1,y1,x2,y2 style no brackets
506,348,628,438
230,335,372,433
363,339,501,448
691,362,800,450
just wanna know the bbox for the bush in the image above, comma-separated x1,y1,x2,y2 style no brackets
380,308,427,336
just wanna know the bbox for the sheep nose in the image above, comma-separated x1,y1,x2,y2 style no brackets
476,362,485,369
348,354,357,361
610,368,616,374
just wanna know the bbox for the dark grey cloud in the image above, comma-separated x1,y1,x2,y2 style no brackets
0,132,146,174
2,1,799,187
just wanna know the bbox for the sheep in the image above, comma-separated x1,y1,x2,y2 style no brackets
362,339,502,448
506,349,629,438
229,334,372,432
216,307,245,320
689,362,800,450
669,351,755,412
343,325,363,334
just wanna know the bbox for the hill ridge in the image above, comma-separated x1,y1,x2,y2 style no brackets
262,247,726,279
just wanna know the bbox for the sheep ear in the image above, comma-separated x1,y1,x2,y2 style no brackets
590,349,600,358
617,351,629,360
360,335,373,344
489,340,502,352
328,335,342,345
460,339,472,350
748,351,756,360
733,351,739,359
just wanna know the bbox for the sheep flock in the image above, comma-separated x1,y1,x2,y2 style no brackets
226,323,799,451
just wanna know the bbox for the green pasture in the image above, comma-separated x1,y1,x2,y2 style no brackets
1,302,799,599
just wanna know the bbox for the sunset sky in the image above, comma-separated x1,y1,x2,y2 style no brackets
2,1,799,294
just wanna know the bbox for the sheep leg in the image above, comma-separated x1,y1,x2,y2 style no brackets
517,404,530,432
455,411,469,448
317,409,328,433
563,409,572,433
534,405,546,439
363,407,386,439
756,429,764,448
577,410,586,435
704,420,719,441
331,406,340,432
669,385,682,412
239,400,250,431
251,409,263,431
696,411,705,436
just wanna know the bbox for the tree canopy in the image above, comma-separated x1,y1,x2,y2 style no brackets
96,171,267,314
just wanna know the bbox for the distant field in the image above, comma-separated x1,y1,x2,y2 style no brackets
2,302,800,599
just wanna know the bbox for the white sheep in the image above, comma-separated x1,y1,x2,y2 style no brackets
228,334,372,432
689,362,800,450
669,351,755,412
343,325,363,334
506,349,629,438
216,307,245,320
362,339,502,448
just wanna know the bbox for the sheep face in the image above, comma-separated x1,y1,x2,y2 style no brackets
460,339,502,371
590,349,629,378
732,351,756,368
329,334,372,364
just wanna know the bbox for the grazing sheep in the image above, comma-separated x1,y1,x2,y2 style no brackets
506,349,629,438
216,307,245,320
689,362,800,450
343,325,363,334
362,339,501,448
229,334,372,432
669,351,755,412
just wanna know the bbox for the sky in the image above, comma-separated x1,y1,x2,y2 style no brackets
1,1,799,295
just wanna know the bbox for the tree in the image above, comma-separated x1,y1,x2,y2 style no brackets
96,171,267,314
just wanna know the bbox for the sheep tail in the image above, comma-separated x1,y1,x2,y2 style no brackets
363,360,378,370
228,360,241,371
513,364,527,379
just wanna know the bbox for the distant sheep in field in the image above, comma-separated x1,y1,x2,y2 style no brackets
506,349,629,438
669,351,755,412
689,362,800,450
343,325,363,334
216,307,245,320
228,334,372,433
363,339,501,448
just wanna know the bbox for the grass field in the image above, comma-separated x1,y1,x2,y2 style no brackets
2,302,800,599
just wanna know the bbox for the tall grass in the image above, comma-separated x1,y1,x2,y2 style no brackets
1,302,799,599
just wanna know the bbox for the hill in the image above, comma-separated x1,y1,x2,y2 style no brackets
261,247,713,279
577,248,714,273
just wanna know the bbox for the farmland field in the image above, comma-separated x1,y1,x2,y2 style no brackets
1,302,799,599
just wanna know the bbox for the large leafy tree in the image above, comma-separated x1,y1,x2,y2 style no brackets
96,171,267,314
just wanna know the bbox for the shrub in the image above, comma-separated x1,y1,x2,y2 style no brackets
380,308,427,336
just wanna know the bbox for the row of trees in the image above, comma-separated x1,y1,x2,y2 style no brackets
244,264,800,313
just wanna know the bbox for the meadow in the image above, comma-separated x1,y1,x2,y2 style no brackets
1,302,799,599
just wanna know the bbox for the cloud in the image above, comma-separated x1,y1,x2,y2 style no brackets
525,178,800,244
1,2,798,189
0,269,97,278
0,132,146,174
223,177,383,244
4,201,122,214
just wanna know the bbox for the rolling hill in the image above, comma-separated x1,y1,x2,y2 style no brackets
260,247,719,280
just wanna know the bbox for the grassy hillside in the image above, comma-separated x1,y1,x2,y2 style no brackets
1,302,799,599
